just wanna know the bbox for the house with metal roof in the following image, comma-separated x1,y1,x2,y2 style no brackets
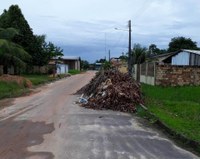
61,56,80,71
49,56,80,74
148,49,200,66
134,49,200,86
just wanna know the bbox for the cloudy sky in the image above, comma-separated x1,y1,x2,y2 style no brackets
1,0,200,62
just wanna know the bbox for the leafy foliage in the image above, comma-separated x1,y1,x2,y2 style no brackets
168,37,198,52
102,61,111,70
0,28,31,74
132,43,147,64
44,42,63,60
0,5,64,69
119,52,128,61
148,44,167,55
96,58,106,63
81,60,89,70
0,5,35,55
31,36,63,66
0,27,19,40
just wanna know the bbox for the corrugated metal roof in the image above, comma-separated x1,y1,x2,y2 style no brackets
62,56,80,60
148,49,200,62
182,49,200,55
147,52,176,62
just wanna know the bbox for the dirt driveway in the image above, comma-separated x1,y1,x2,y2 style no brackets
0,71,198,159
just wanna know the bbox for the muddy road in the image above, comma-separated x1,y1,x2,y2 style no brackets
0,71,198,159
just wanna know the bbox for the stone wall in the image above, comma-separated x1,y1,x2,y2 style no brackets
155,64,200,86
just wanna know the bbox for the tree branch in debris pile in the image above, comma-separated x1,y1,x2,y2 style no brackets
76,70,144,113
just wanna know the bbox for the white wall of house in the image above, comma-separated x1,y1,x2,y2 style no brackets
75,60,80,71
57,64,68,74
172,51,190,65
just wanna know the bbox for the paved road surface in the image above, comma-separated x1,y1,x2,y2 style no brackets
0,71,198,159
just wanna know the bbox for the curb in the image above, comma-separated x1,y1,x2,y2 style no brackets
138,104,200,154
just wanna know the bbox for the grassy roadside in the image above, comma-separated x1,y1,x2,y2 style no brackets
0,70,81,99
22,74,56,85
140,84,200,144
0,74,57,100
0,81,29,99
68,69,82,75
0,71,81,100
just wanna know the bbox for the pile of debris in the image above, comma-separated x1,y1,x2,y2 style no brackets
77,70,143,113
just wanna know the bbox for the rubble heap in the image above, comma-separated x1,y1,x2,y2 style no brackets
77,70,143,113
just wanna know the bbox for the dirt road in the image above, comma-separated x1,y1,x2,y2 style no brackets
0,71,198,159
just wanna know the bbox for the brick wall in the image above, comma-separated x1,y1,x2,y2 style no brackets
155,64,200,86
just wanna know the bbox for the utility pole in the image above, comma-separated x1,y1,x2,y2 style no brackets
108,50,111,62
128,20,132,76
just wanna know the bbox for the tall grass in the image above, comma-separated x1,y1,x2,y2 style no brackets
0,81,27,99
142,84,200,142
22,74,55,85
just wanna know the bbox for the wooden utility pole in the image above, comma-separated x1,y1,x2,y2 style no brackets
108,50,111,62
128,20,132,76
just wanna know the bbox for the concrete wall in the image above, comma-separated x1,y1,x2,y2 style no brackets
155,65,200,86
140,75,155,86
33,66,49,74
63,60,80,71
137,62,155,85
57,64,69,74
75,60,80,71
133,64,137,80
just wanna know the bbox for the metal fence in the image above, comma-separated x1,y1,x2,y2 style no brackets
140,62,155,77
134,62,156,85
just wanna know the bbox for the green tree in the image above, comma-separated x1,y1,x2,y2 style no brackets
148,44,167,56
0,5,36,56
30,35,49,67
132,44,147,64
45,42,63,60
168,37,198,52
31,36,63,67
0,28,31,74
95,58,106,63
148,44,161,55
81,60,89,70
0,5,63,70
119,52,128,61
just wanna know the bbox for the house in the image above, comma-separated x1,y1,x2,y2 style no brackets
149,49,200,66
110,57,128,73
61,56,80,71
134,49,200,86
49,56,80,74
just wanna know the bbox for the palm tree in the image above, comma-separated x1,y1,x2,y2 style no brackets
132,44,147,64
0,28,31,74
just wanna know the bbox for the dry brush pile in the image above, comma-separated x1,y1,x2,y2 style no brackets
77,70,143,113
0,74,32,88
